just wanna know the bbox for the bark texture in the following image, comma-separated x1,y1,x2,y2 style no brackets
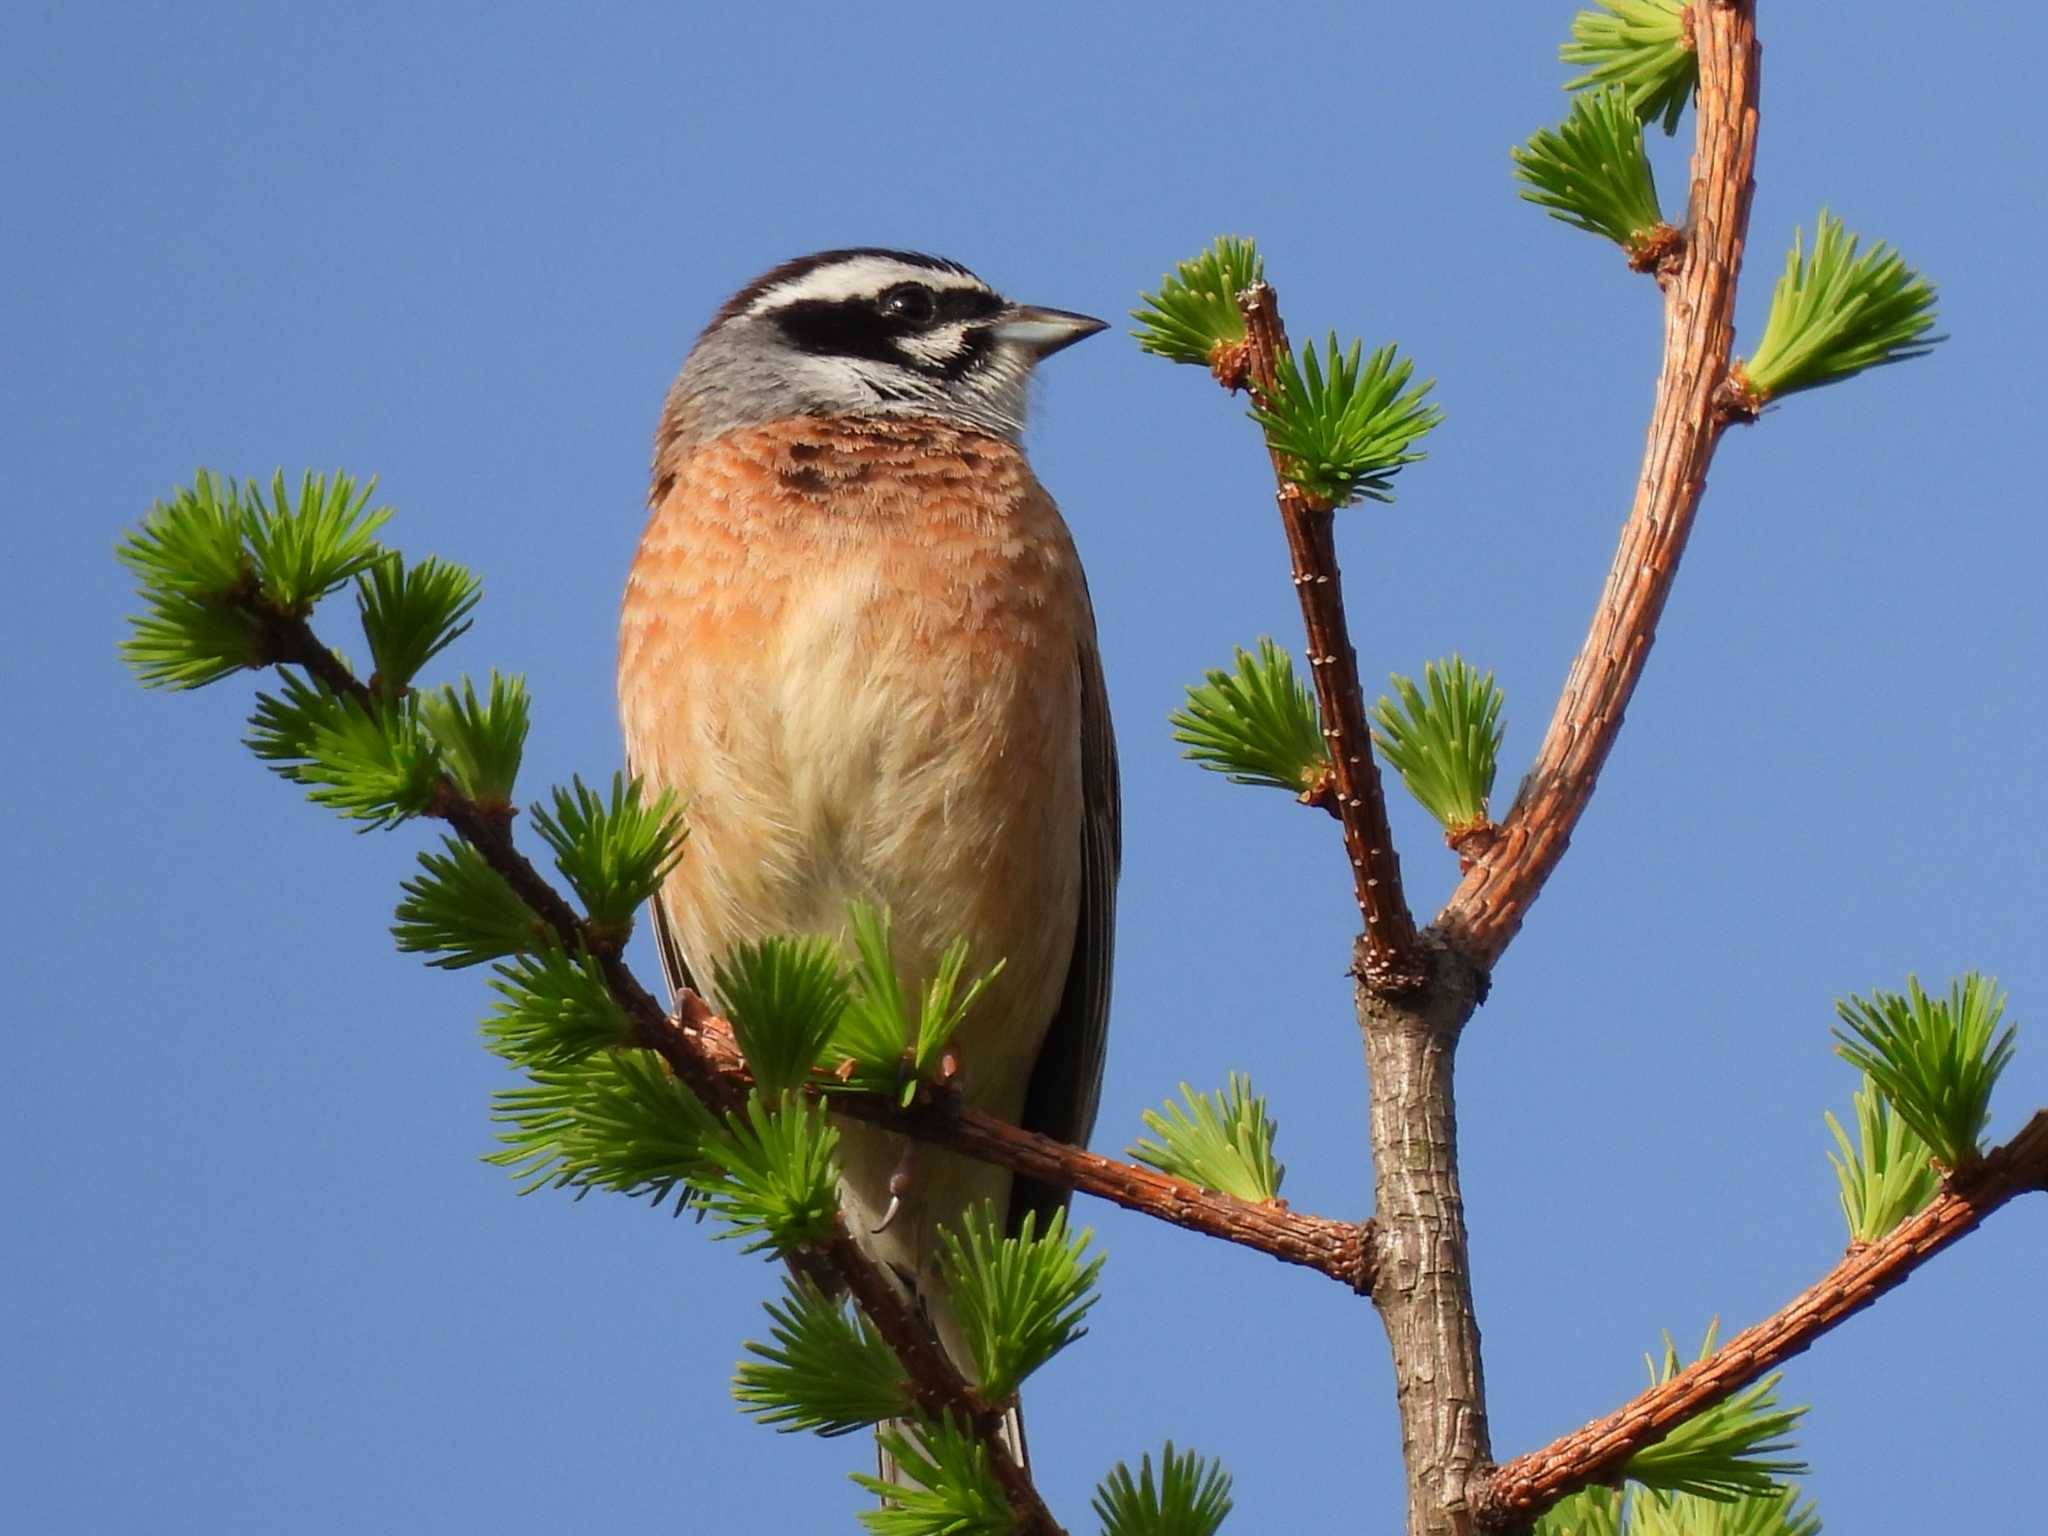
1479,1109,2048,1524
1358,939,1491,1533
684,1007,1374,1289
1436,1,1762,971
1236,283,1425,992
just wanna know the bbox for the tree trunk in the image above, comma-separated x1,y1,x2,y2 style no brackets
1359,939,1490,1533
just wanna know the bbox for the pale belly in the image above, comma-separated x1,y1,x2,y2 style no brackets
627,548,1085,1298
618,418,1094,1332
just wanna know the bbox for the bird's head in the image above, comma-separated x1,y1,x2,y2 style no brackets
659,249,1105,461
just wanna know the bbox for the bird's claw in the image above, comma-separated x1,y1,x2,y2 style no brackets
870,1147,920,1234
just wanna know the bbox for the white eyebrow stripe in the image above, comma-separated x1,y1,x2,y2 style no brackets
745,256,992,315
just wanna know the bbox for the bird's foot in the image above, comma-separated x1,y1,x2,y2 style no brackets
871,1144,919,1234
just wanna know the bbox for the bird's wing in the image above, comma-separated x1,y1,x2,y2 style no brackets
1009,634,1121,1234
622,745,703,1004
648,889,702,1002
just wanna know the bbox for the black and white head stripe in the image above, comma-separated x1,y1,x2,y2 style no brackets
712,249,987,326
724,249,1006,382
662,249,1099,452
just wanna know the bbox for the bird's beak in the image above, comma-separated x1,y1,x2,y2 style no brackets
992,304,1109,359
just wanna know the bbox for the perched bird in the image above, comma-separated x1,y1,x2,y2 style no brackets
617,249,1120,1445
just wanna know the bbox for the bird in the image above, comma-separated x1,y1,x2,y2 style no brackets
617,248,1120,1463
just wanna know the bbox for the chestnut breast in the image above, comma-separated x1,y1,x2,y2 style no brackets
619,417,1091,1120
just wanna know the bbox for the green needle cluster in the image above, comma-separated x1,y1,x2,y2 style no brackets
1823,1074,1941,1243
356,552,480,696
491,1060,841,1253
1561,0,1697,136
1513,84,1668,257
692,1093,845,1253
240,469,392,612
393,836,545,968
1093,1444,1234,1536
733,1278,912,1437
1624,1327,1807,1502
116,471,269,687
853,1417,1015,1536
245,672,441,829
1832,973,2017,1171
116,471,397,687
1371,657,1504,835
1533,1486,1624,1536
939,1204,1104,1400
527,773,688,937
1132,236,1264,367
716,934,852,1093
1251,334,1441,508
1130,1075,1284,1203
1629,1485,1820,1536
1736,212,1941,406
1170,638,1328,796
483,947,631,1067
1513,1322,1822,1531
1539,1482,1820,1536
828,903,1004,1105
488,1047,721,1213
419,672,530,807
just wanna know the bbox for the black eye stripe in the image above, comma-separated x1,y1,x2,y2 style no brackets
773,294,1000,380
881,283,935,323
936,289,1003,324
877,283,1002,329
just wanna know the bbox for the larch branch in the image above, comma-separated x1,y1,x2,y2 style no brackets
824,1222,1066,1535
1436,0,1762,971
236,596,1385,1536
1475,1108,2048,1524
254,603,1372,1291
247,602,1060,1529
1235,281,1425,993
678,1001,1373,1290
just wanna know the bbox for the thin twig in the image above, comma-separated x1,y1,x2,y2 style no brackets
825,1223,1065,1535
258,603,736,1106
679,1005,1374,1291
1436,0,1762,971
272,590,1374,1274
251,605,1052,1525
1235,282,1425,993
247,595,1384,1528
1474,1109,2048,1524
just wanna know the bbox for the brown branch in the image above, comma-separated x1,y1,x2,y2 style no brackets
251,605,1059,1524
249,594,1388,1529
1235,282,1426,993
256,604,735,1107
1435,0,1762,972
276,593,1375,1287
1357,940,1492,1534
677,1005,1373,1290
1475,1109,2048,1525
825,1223,1065,1535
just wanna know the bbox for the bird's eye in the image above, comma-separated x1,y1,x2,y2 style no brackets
879,283,936,324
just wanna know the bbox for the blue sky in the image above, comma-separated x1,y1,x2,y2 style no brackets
8,3,2043,1531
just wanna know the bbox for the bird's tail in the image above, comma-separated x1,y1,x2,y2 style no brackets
874,1286,1027,1489
877,1405,1028,1489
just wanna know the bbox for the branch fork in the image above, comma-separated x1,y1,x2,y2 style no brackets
1436,0,1761,974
